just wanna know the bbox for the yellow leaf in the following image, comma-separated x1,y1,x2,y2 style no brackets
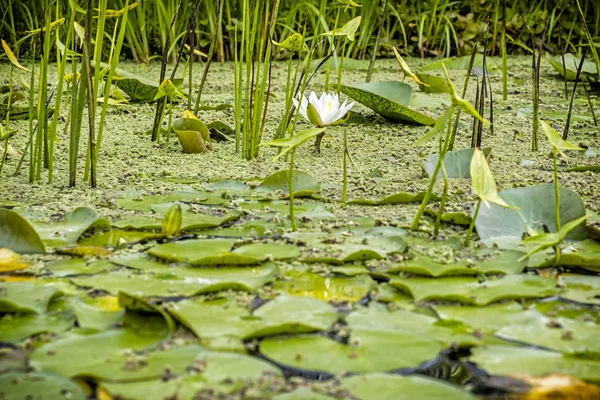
393,47,428,86
1,40,30,72
540,120,584,157
442,64,489,125
471,148,517,209
184,44,208,58
273,33,307,53
99,1,140,19
322,17,361,41
183,110,198,119
27,18,65,34
0,248,28,272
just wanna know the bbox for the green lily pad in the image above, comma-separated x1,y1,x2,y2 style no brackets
470,345,600,383
0,208,45,254
255,170,321,198
116,192,209,212
112,208,239,232
389,274,558,306
148,239,300,265
44,259,116,277
349,191,439,205
476,184,587,242
560,273,600,305
111,64,184,102
78,229,157,247
273,389,336,400
0,282,62,313
110,253,173,271
340,81,435,125
388,248,527,277
29,312,171,378
31,207,111,247
547,53,598,81
424,147,491,179
71,263,276,297
172,118,212,153
0,372,87,400
169,295,337,345
68,296,125,331
0,310,75,342
340,373,475,400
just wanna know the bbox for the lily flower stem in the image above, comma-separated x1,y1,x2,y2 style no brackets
342,129,348,208
434,162,449,238
464,199,481,246
289,148,298,232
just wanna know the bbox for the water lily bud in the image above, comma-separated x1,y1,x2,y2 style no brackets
161,204,182,237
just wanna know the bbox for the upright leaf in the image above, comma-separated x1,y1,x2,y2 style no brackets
1,40,30,72
471,148,516,209
540,120,584,156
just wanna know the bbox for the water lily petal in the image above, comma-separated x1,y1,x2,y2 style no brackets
294,97,310,122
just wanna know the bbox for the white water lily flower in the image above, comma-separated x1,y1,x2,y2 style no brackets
293,91,354,127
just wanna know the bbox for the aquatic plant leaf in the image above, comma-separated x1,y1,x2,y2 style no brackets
470,345,600,383
340,82,435,125
422,54,484,71
519,215,588,260
68,296,124,331
340,373,475,400
260,328,445,375
424,147,491,179
389,274,558,306
71,264,276,296
161,203,182,237
78,229,157,247
415,73,451,93
551,239,600,272
0,372,87,400
393,47,428,86
349,191,440,205
197,103,233,111
540,121,584,156
471,148,515,209
0,248,28,272
568,165,600,172
44,259,115,277
0,208,45,254
1,39,30,72
116,192,208,212
0,282,61,313
547,53,598,80
0,311,75,342
273,389,336,400
255,170,320,198
32,207,111,247
273,32,307,53
172,117,212,153
29,316,171,379
148,239,299,265
322,16,361,41
261,128,326,161
274,268,376,302
388,249,527,277
475,184,587,242
413,106,454,146
560,273,600,305
112,64,184,102
154,79,186,101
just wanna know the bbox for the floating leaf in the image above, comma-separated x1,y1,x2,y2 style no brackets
0,208,45,254
349,191,440,205
560,273,600,305
0,372,87,400
116,192,208,212
424,147,491,179
340,82,435,125
32,207,111,247
547,53,598,81
0,248,28,272
0,282,61,313
255,170,320,198
475,184,587,242
519,215,588,260
172,117,212,153
340,373,475,400
389,274,558,306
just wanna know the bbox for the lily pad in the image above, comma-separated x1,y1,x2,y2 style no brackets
172,118,212,153
547,53,598,81
470,345,600,383
116,192,209,212
423,147,491,179
0,208,45,254
44,259,116,277
71,263,276,297
389,274,558,306
560,273,600,305
475,184,587,242
349,191,440,205
255,170,321,198
148,239,300,265
0,310,75,342
415,73,452,93
0,372,87,400
340,82,435,125
340,373,475,400
0,282,62,313
32,207,111,247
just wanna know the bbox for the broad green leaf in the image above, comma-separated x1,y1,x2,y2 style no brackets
340,374,475,400
0,309,75,342
540,120,585,156
255,170,321,198
116,191,209,212
547,53,598,81
415,73,452,93
471,148,515,209
0,282,61,313
424,147,491,179
32,207,111,247
560,273,600,305
322,16,361,41
0,372,87,400
476,184,588,242
0,208,45,254
340,82,435,125
261,128,326,161
172,117,212,153
393,47,428,86
1,39,30,72
273,33,307,53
